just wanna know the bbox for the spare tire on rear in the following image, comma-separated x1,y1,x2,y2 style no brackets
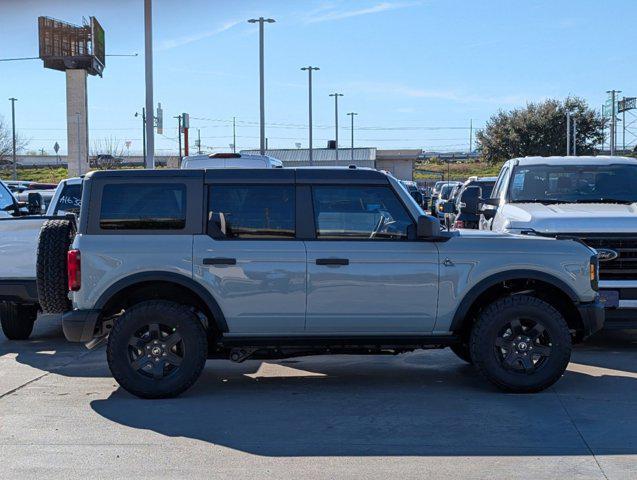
37,219,76,313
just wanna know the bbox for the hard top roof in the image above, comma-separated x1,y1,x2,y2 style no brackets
85,167,390,185
510,156,637,166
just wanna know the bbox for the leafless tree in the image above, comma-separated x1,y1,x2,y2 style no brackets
90,136,125,169
0,116,29,166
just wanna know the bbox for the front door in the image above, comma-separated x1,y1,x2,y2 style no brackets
193,183,306,334
305,185,439,333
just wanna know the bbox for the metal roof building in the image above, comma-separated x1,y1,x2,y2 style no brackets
240,148,376,168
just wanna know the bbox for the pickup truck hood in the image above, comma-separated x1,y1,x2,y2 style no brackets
503,202,637,233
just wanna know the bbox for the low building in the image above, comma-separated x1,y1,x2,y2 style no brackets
375,149,421,180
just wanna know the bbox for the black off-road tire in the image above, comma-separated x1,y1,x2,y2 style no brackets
107,301,208,399
450,342,473,364
36,219,76,313
470,295,572,393
0,302,38,340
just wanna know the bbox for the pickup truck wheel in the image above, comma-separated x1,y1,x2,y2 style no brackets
107,300,207,399
450,343,473,364
470,295,571,393
0,302,37,340
37,219,76,313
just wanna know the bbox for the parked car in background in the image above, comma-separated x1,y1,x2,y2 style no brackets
476,156,637,329
434,181,462,218
451,176,497,229
0,177,82,340
181,152,283,169
400,180,427,209
4,180,35,194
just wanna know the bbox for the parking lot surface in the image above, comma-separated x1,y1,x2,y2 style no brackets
1,316,636,480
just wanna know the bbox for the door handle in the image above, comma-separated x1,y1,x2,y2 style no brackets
203,257,236,266
316,258,349,266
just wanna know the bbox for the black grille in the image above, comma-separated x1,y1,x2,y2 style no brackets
577,236,637,280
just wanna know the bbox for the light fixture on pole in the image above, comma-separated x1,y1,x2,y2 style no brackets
301,66,320,165
346,112,358,161
248,17,275,156
329,93,343,162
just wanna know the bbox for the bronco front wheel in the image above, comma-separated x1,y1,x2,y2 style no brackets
470,295,572,393
107,300,207,399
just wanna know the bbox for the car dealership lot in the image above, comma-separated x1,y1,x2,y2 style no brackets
1,317,636,480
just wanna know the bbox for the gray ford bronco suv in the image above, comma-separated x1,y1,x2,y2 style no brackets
38,168,603,398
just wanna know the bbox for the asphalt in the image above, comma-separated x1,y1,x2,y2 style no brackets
1,315,636,479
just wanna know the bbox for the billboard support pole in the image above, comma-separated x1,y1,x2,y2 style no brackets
144,0,155,168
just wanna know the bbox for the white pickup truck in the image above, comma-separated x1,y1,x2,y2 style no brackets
476,156,637,329
0,177,82,339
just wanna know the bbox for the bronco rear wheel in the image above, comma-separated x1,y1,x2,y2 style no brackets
470,295,571,393
107,300,207,399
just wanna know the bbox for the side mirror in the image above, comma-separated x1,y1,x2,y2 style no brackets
27,192,43,215
459,186,481,215
416,215,441,238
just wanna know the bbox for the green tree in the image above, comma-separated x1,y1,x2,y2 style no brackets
476,97,604,164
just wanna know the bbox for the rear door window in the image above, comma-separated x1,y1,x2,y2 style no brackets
99,183,187,230
0,183,14,210
208,185,295,239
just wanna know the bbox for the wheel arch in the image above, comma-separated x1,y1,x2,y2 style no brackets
450,269,583,339
95,271,228,333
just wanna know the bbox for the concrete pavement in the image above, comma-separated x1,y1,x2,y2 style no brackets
1,316,636,479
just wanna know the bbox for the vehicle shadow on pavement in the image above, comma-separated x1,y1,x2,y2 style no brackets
0,314,111,378
90,331,637,457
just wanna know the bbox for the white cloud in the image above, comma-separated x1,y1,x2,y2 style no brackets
158,20,241,51
346,81,532,105
304,1,421,24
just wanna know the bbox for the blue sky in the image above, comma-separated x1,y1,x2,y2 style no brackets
1,0,635,155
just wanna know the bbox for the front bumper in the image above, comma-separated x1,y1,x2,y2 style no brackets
577,300,605,339
62,309,101,342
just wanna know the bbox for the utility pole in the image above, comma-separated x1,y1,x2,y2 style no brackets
607,90,621,156
301,66,319,165
144,0,155,168
329,92,343,161
174,115,182,160
566,112,571,156
469,119,473,154
573,117,577,156
347,112,358,161
622,98,626,153
135,108,147,165
248,17,275,156
232,116,237,153
197,128,202,154
9,98,17,180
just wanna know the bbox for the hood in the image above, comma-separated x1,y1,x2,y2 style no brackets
503,202,637,233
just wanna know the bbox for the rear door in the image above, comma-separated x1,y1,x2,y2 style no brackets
193,172,307,334
304,183,439,333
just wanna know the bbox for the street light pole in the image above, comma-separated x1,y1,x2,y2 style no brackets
301,66,320,165
347,112,358,161
8,97,17,180
174,115,182,160
248,17,275,156
329,93,343,162
607,89,621,156
144,0,155,168
566,112,571,156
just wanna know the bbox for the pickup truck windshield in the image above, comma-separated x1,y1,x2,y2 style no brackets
508,164,637,204
53,183,82,214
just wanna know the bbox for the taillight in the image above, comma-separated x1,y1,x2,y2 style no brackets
68,249,81,291
454,220,465,229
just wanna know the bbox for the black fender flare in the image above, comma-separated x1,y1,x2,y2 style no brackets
449,269,579,332
95,271,228,332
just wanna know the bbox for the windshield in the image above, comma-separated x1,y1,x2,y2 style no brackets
54,183,82,214
508,164,637,204
439,184,455,199
0,182,15,210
